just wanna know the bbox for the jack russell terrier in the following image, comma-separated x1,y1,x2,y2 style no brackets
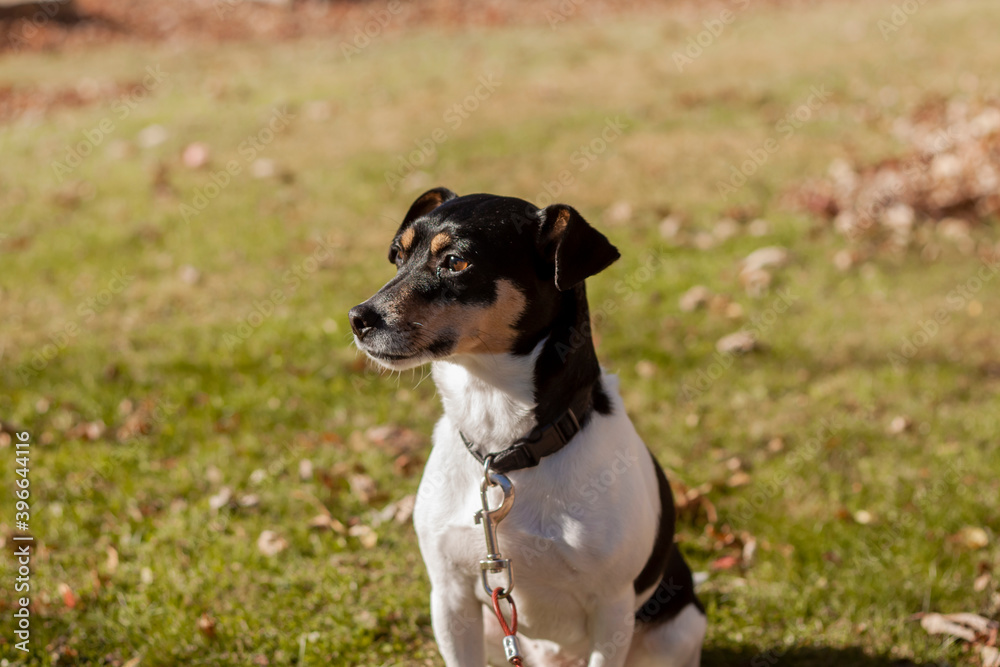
349,188,705,667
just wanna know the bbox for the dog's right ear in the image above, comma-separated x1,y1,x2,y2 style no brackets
389,187,458,263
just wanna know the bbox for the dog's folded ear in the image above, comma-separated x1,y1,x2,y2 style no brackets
538,204,621,291
402,187,458,226
389,187,459,263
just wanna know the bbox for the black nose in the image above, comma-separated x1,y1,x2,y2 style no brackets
348,303,379,340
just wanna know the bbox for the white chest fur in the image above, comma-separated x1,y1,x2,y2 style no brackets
430,347,540,455
414,350,661,661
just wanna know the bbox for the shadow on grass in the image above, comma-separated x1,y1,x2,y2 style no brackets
703,645,941,667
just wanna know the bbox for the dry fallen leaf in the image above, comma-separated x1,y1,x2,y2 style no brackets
713,218,740,242
372,494,417,527
673,481,717,525
635,360,656,378
197,613,217,639
918,611,999,652
888,416,912,435
949,526,990,551
716,331,757,355
106,546,119,575
182,142,210,169
205,465,223,485
748,218,771,237
309,514,346,533
853,510,874,525
364,425,423,456
67,420,106,441
348,524,378,549
256,530,288,557
740,268,772,297
138,124,168,148
679,285,712,312
251,158,276,179
58,582,77,609
741,536,758,566
238,493,260,509
604,201,633,226
393,453,421,477
741,246,788,274
710,555,740,571
208,487,232,511
348,473,378,505
659,214,684,240
178,264,200,285
726,471,751,488
795,99,1000,245
920,613,977,642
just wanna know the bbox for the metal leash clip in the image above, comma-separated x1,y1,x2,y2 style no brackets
474,455,516,599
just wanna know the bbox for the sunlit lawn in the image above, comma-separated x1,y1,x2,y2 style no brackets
1,0,999,664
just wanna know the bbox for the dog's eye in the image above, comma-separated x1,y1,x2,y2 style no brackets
391,247,406,268
444,255,470,273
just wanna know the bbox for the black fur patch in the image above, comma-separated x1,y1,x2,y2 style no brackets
634,453,704,624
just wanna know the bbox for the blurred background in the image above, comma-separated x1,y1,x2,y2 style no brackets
1,0,999,665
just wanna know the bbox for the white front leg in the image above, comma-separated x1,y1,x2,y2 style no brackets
430,581,486,667
587,589,636,667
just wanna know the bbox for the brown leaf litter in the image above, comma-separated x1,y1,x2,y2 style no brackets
793,97,1000,247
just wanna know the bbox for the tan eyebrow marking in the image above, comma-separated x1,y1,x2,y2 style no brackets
399,228,416,251
430,232,452,254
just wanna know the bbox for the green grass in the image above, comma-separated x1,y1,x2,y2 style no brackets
2,0,1000,664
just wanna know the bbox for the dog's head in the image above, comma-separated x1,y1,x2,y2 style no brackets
349,188,620,370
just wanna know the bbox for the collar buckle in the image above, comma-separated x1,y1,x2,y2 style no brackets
551,408,581,445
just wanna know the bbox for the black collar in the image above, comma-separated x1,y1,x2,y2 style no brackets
460,387,593,474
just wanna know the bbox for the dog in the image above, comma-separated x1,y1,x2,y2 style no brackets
349,188,705,667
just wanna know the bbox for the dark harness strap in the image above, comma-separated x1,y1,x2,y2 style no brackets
460,390,592,474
